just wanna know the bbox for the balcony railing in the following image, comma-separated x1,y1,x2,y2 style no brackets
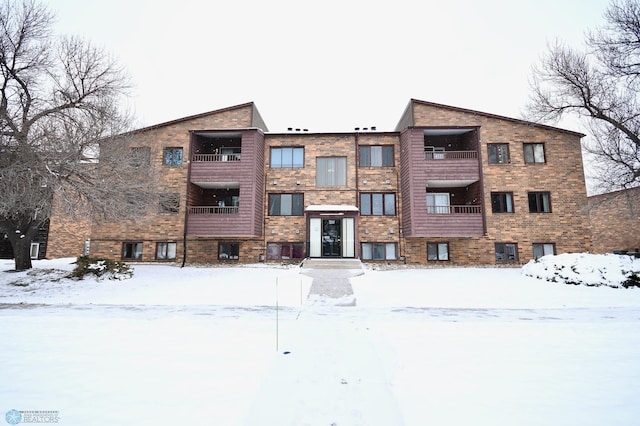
425,150,477,160
192,153,241,162
427,205,482,214
189,206,239,215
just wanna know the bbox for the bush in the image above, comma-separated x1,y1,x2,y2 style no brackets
623,272,640,289
71,256,133,280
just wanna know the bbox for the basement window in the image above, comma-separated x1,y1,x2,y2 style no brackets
219,242,239,260
156,242,177,260
122,242,143,260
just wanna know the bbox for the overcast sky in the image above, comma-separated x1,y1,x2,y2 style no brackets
49,0,609,133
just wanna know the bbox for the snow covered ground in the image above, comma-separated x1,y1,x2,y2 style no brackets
1,255,640,425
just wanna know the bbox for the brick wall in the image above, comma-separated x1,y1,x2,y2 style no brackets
45,191,92,259
48,100,595,266
407,101,593,263
588,187,640,253
86,104,257,261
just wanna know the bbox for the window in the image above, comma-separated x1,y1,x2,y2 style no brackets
427,242,449,261
360,193,396,215
267,243,305,260
425,146,446,159
316,157,347,186
361,243,397,260
159,193,180,214
488,144,510,164
495,243,518,262
218,242,239,260
30,242,40,259
491,192,514,213
528,192,551,213
427,193,450,214
524,143,545,163
359,146,394,167
163,147,183,166
533,243,555,259
130,147,150,166
156,242,177,260
268,194,304,216
271,147,304,168
122,242,143,260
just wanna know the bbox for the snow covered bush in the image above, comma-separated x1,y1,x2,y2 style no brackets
71,256,133,281
522,253,640,288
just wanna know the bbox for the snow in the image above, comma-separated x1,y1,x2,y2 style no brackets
522,252,640,288
1,255,640,425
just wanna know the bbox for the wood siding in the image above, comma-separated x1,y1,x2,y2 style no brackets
400,128,483,237
187,130,264,237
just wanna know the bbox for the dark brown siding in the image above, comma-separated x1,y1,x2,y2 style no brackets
187,130,264,237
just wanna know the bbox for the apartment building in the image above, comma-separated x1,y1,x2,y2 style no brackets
46,99,593,265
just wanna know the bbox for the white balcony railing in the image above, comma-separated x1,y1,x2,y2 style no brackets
425,150,477,160
188,206,239,215
192,153,241,162
426,205,482,214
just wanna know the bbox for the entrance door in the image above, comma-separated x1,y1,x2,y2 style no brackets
322,219,341,257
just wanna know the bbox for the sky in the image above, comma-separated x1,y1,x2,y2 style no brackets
48,0,609,133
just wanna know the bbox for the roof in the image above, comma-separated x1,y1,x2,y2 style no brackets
125,102,266,135
402,99,586,138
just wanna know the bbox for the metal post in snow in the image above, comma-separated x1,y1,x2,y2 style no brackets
276,277,279,352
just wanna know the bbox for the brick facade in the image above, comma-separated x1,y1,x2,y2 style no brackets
47,99,598,266
401,100,592,264
588,187,640,254
45,192,92,259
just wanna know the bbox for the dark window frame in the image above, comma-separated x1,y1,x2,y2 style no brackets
427,242,450,261
156,242,177,260
487,143,510,164
533,242,556,259
163,147,183,166
270,147,305,168
158,193,180,214
267,242,305,260
359,145,394,167
268,193,304,216
491,192,514,213
523,143,546,164
122,242,143,260
130,147,151,167
495,242,519,262
528,191,552,213
218,242,240,260
360,192,396,216
361,242,397,260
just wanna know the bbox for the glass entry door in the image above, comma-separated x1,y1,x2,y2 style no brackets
322,219,341,257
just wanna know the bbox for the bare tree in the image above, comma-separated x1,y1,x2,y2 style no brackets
527,0,640,193
0,0,155,270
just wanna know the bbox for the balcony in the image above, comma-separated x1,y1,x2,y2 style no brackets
186,187,250,236
422,203,484,237
423,149,480,184
188,206,239,215
192,153,241,162
426,205,482,214
425,150,477,160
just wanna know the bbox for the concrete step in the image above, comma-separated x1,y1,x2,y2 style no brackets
300,258,363,270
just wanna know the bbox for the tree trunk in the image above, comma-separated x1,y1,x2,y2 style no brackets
12,235,33,271
3,221,39,271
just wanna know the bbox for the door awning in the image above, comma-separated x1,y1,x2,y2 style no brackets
305,205,359,212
